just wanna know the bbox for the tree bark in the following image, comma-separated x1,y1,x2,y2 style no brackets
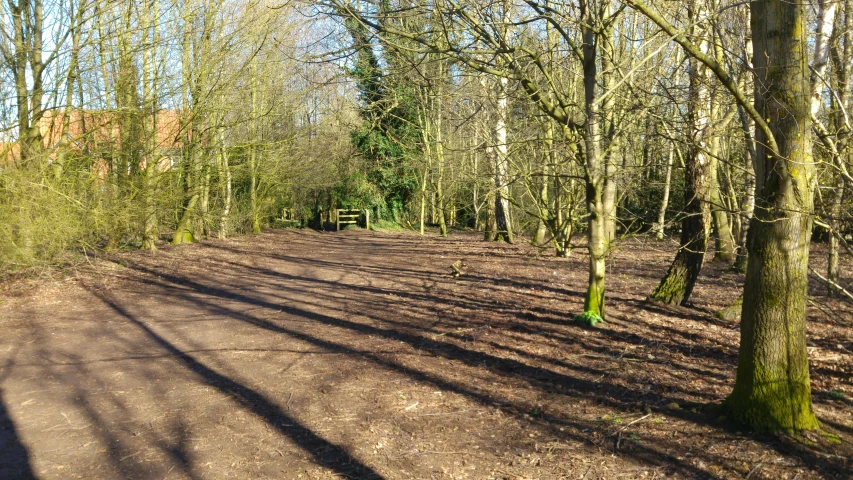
709,155,735,263
218,129,232,240
650,4,711,306
724,0,820,432
654,142,674,240
579,0,608,319
493,77,513,243
142,0,160,251
827,0,851,295
733,101,757,272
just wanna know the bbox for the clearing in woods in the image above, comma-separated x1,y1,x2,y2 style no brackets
0,229,851,479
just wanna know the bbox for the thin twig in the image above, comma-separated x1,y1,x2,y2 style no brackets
619,413,652,431
746,460,766,479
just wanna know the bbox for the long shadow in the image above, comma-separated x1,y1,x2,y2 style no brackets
137,260,730,403
120,240,853,478
0,385,37,480
125,262,722,407
125,264,737,421
184,258,734,387
203,242,589,301
25,300,216,480
16,348,409,368
87,288,384,480
107,276,721,478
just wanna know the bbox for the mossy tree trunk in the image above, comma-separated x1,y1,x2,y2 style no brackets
724,0,819,432
249,57,261,235
827,183,845,295
708,36,736,264
579,1,611,319
552,170,574,258
709,159,736,263
531,121,553,248
434,74,448,237
415,94,431,235
141,0,160,251
601,22,619,246
218,128,232,240
584,186,607,318
650,6,711,306
532,141,549,247
484,183,496,241
172,2,209,245
649,161,710,305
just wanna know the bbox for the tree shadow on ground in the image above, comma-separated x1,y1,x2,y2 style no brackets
87,287,384,480
10,229,845,479
0,383,36,480
97,274,719,479
116,245,852,479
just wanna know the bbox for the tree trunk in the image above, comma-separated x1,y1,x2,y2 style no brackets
553,174,571,257
733,103,757,272
484,186,496,241
601,8,619,245
827,0,850,296
249,57,261,234
828,181,844,295
650,7,711,306
172,191,199,245
420,169,428,235
709,158,735,263
218,129,232,240
142,0,159,251
577,0,611,319
532,184,548,247
709,32,736,263
531,123,550,247
724,0,819,432
493,77,513,243
435,82,448,237
584,190,607,318
648,159,709,305
654,142,674,240
200,160,211,237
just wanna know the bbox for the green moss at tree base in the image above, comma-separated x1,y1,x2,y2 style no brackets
650,267,688,305
574,311,604,327
583,277,605,318
723,381,820,433
715,295,743,321
171,230,195,245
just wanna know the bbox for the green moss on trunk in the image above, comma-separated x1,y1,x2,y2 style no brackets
724,370,819,432
583,274,605,318
649,207,708,306
725,0,819,433
172,229,195,245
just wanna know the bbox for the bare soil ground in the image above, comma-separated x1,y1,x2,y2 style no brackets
0,228,851,480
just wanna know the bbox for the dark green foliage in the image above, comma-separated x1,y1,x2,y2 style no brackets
341,15,421,222
331,171,384,210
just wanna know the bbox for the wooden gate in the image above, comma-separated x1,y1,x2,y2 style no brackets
335,209,370,231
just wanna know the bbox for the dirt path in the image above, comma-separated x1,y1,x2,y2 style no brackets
0,229,851,479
